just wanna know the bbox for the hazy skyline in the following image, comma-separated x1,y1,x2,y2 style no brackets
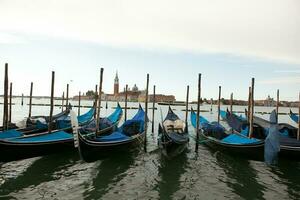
0,0,299,101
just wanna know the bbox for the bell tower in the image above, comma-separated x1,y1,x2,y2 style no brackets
114,71,119,95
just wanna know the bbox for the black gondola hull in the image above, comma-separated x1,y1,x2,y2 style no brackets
0,139,74,162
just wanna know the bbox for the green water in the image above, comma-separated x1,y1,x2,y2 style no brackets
0,100,299,199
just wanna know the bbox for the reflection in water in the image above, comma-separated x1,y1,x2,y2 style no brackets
157,153,188,200
214,150,265,200
0,151,79,198
83,152,136,200
273,160,300,200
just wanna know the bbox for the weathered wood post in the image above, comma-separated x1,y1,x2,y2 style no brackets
247,86,251,121
185,85,189,129
230,92,233,114
218,86,221,124
2,63,9,130
94,84,98,118
65,84,69,110
249,78,255,138
9,82,12,123
276,89,279,121
78,91,81,116
48,71,55,134
151,85,156,133
28,82,33,117
125,84,128,121
96,68,104,133
195,73,201,152
144,74,149,152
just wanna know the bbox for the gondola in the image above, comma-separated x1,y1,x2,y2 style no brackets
289,110,299,124
75,105,146,161
227,110,300,159
191,108,265,159
158,106,189,157
0,106,94,140
0,104,123,162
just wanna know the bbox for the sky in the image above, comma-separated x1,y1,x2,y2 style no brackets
0,0,299,101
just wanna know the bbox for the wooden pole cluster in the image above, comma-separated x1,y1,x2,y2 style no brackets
297,92,300,141
151,85,156,133
195,73,201,152
125,84,128,121
66,84,69,110
9,82,12,123
28,82,33,117
185,85,189,128
144,74,149,152
249,78,255,138
217,86,221,124
2,63,9,130
78,91,81,116
48,71,55,134
96,68,104,133
230,92,233,114
247,86,251,121
276,89,279,121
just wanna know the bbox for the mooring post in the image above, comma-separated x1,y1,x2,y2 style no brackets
78,91,81,116
21,93,24,106
94,84,98,118
210,98,213,113
29,82,33,118
185,85,189,129
218,86,221,124
247,86,251,121
48,71,55,134
144,74,149,152
195,73,201,152
66,84,69,110
96,68,104,133
125,84,128,121
276,89,279,121
2,63,9,130
151,85,156,133
9,82,12,124
249,78,255,138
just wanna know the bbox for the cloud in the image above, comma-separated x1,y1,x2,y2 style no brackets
0,0,299,64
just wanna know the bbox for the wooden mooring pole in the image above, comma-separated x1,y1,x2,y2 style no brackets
125,84,128,121
249,78,255,138
65,84,69,110
2,63,9,130
9,82,12,123
230,92,233,114
276,89,279,121
96,68,104,134
48,71,55,134
195,73,201,152
29,82,33,117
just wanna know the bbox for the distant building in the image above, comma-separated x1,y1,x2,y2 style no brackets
263,95,276,107
138,93,176,103
114,72,119,95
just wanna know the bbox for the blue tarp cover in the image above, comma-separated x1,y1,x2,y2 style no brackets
0,129,23,139
221,134,260,144
94,131,129,142
8,131,73,143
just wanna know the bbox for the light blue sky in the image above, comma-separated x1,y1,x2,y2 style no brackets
0,0,299,101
